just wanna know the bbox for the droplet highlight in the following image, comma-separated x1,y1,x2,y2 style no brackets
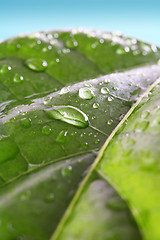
25,58,48,72
45,106,89,128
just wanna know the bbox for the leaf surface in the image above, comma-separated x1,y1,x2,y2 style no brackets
0,29,160,239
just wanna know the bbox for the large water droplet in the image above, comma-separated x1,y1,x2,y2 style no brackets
13,73,24,83
56,130,68,143
0,137,19,163
25,58,48,72
79,87,94,100
45,106,89,128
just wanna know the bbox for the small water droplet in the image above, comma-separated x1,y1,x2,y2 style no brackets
101,87,109,94
25,58,48,72
71,131,77,136
112,87,118,91
84,83,92,87
104,79,110,84
45,106,89,128
107,119,113,125
61,165,72,176
13,73,24,83
79,87,94,100
93,103,99,109
20,117,31,128
116,48,126,55
95,139,100,144
0,64,11,74
81,142,89,149
107,96,113,102
45,193,55,203
65,39,78,49
59,87,70,95
56,130,68,143
42,125,52,135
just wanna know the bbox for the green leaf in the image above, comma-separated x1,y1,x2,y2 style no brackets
51,77,160,240
97,81,160,240
0,29,160,239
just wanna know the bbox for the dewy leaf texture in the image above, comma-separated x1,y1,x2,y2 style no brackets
0,29,160,240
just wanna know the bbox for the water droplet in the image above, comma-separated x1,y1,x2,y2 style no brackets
45,106,89,128
79,87,94,100
93,103,99,109
107,96,113,102
101,87,109,94
65,39,78,49
107,119,113,125
13,73,24,83
95,139,100,144
61,165,72,176
81,142,89,149
45,193,55,203
56,130,68,143
116,48,126,55
71,131,77,136
112,87,118,91
0,64,12,74
0,137,19,163
59,87,70,95
100,38,104,44
104,79,110,84
84,83,92,87
42,125,52,135
25,58,48,72
20,117,31,128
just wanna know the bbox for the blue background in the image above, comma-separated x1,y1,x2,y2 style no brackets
0,0,160,45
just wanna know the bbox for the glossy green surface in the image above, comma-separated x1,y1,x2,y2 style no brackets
0,29,160,240
98,84,160,240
